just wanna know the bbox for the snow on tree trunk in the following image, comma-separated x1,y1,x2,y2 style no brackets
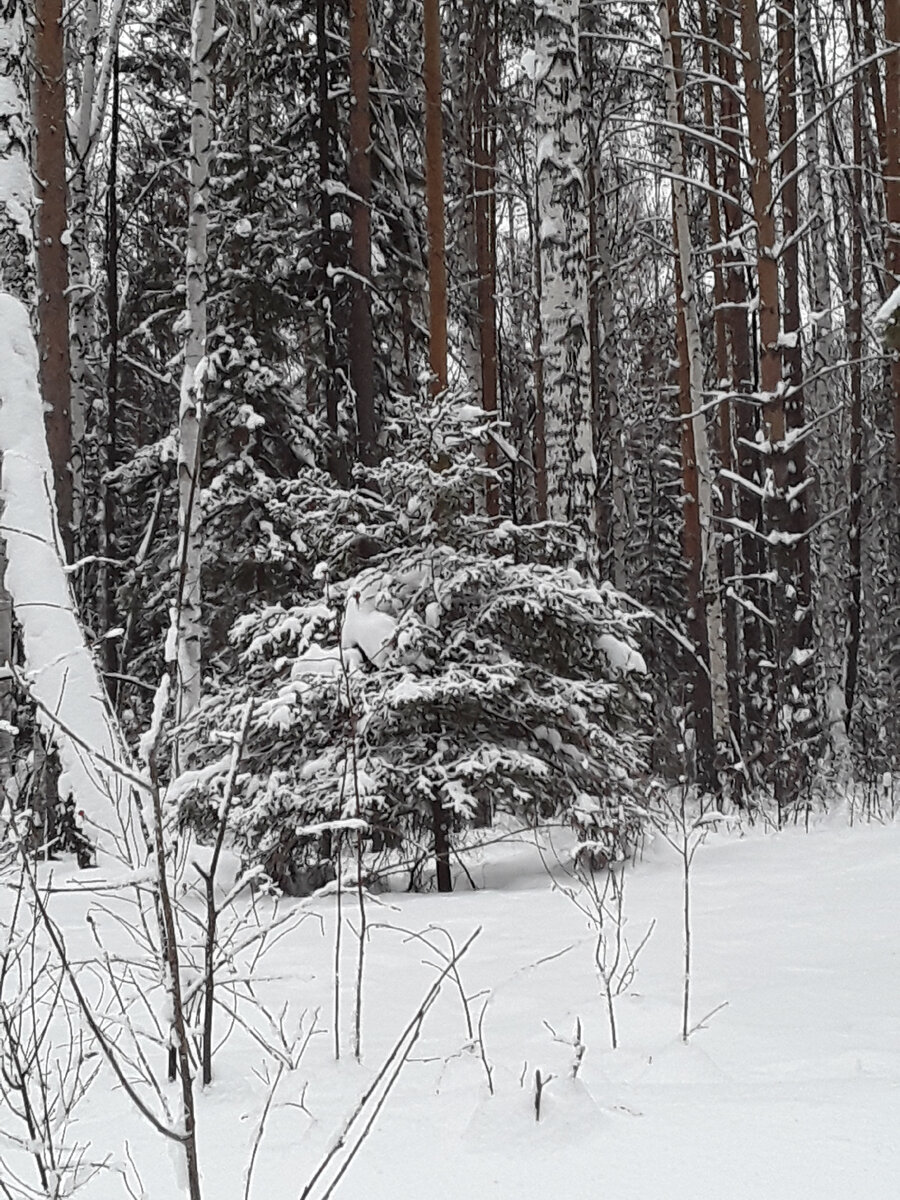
534,0,596,562
176,0,215,752
0,293,136,851
660,0,729,774
0,0,35,793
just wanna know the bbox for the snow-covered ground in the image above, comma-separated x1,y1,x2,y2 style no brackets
10,814,900,1199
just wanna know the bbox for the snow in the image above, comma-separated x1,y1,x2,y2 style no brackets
341,592,397,669
10,815,900,1198
597,633,647,676
0,294,137,855
874,284,900,327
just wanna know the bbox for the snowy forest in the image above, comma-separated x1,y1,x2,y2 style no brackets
0,0,899,1197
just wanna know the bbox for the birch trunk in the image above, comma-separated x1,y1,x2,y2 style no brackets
660,0,729,782
535,0,596,562
176,0,215,753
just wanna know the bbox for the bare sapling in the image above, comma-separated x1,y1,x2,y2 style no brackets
143,701,203,1200
299,927,481,1200
193,698,253,1085
650,783,729,1042
545,835,654,1050
367,920,494,1094
0,855,102,1199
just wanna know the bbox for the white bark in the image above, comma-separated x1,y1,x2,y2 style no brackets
175,0,215,747
534,0,596,559
659,0,729,748
0,294,137,854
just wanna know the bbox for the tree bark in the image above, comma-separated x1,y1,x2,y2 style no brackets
176,0,215,755
661,0,729,790
535,0,596,562
34,0,73,558
424,0,449,397
741,0,814,814
886,0,900,472
422,0,451,890
472,0,500,518
349,0,377,464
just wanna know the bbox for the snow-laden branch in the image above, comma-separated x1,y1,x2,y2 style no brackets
0,293,136,852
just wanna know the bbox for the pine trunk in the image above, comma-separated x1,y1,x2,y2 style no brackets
349,0,376,464
34,0,73,557
424,0,449,397
741,0,813,815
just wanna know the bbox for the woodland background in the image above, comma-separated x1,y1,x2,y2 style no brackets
1,0,899,888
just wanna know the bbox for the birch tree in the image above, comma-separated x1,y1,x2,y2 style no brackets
534,0,596,561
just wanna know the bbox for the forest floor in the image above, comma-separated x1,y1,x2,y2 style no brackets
15,811,900,1200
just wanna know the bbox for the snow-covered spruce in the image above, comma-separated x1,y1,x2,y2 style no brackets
177,550,649,891
173,399,649,890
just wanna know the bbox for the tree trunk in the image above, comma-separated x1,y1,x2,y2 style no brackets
661,0,729,790
349,0,376,464
472,0,500,518
423,0,448,397
741,0,813,816
0,0,34,794
534,0,596,563
716,0,766,773
845,0,863,733
699,0,741,757
34,0,73,558
176,0,215,756
99,52,120,699
886,0,900,474
317,0,346,484
422,0,451,890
